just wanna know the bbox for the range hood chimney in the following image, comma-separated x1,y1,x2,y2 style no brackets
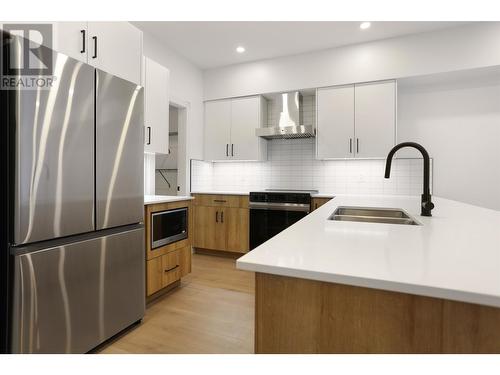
256,91,315,139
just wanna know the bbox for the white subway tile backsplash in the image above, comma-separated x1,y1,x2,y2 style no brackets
191,138,431,196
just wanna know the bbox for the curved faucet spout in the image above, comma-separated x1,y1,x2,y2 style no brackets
384,142,434,216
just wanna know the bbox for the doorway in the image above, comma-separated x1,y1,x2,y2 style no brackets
155,102,187,195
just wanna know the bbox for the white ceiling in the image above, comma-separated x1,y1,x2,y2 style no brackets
133,21,468,70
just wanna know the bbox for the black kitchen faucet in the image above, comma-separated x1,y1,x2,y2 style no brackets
384,142,434,216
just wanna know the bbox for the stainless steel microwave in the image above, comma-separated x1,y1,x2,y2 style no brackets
151,207,188,249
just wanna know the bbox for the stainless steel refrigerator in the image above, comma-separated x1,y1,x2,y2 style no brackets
1,31,145,353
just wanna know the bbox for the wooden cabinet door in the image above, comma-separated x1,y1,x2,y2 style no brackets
230,96,261,161
146,256,163,296
193,206,226,250
316,85,355,159
204,100,231,161
224,208,249,253
87,22,143,84
354,80,396,158
143,56,170,154
311,198,332,211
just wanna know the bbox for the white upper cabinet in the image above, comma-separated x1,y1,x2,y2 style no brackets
204,100,232,161
87,22,143,85
52,22,89,63
143,57,170,155
230,96,267,161
316,80,396,159
204,96,267,161
6,22,144,84
316,85,355,159
354,81,396,158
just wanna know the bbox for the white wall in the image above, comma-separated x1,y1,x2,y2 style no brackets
397,69,500,210
204,23,500,100
142,31,204,195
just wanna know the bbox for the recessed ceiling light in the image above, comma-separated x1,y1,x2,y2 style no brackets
236,46,246,53
360,22,371,30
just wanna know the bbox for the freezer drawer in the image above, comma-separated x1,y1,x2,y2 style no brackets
11,226,145,354
95,70,144,230
12,43,95,245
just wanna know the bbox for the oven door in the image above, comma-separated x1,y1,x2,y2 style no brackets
249,203,309,250
151,208,188,249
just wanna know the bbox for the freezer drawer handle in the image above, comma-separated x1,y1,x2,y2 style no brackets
80,30,86,53
92,36,97,58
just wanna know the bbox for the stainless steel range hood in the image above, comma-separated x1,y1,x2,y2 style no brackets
256,91,315,139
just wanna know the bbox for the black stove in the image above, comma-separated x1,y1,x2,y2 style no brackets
248,189,317,249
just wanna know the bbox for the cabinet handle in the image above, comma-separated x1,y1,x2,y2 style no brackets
164,265,179,273
80,30,86,53
226,144,229,157
356,138,359,153
349,138,352,153
315,203,318,209
213,199,227,203
215,211,219,223
147,126,151,145
92,36,97,59
231,144,234,157
221,211,224,223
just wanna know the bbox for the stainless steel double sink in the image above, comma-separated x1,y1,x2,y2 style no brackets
328,206,420,225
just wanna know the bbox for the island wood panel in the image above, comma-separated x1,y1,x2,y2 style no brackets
255,272,500,353
225,207,249,253
311,197,332,211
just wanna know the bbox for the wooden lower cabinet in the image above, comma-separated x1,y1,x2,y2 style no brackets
225,207,249,253
192,194,249,254
255,272,500,353
311,197,332,211
145,199,193,298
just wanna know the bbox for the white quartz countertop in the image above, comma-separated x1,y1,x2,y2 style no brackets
237,194,500,308
144,195,194,205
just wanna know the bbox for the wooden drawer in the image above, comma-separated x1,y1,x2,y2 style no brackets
162,252,180,287
192,194,248,208
146,250,181,296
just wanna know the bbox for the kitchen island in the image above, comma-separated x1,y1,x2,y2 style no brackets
237,195,500,353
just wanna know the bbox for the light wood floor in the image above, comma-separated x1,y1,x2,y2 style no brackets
99,253,255,354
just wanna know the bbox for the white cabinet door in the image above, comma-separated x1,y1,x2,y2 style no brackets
230,96,262,161
204,100,231,161
87,22,142,84
354,80,396,158
316,85,355,159
53,22,88,63
144,57,170,154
